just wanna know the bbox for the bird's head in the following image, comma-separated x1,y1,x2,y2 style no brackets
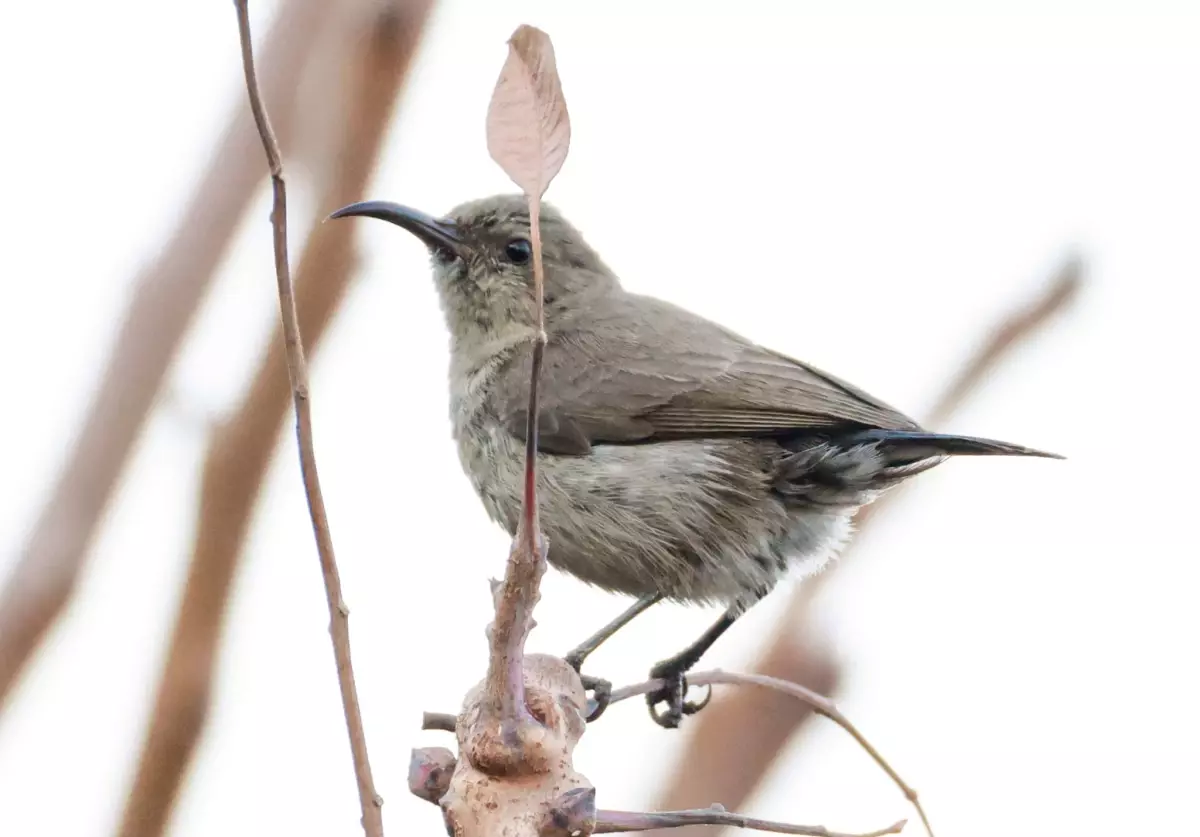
330,194,616,347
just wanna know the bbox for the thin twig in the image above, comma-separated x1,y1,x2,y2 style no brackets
610,671,932,837
234,3,381,836
480,27,567,736
595,809,906,837
483,208,550,729
523,199,547,532
0,0,331,715
117,7,429,836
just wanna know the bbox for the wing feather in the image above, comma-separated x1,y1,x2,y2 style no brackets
496,292,919,453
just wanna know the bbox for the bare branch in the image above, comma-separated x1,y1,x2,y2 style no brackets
115,6,432,836
483,491,549,740
0,0,332,714
223,3,436,834
611,671,932,837
595,809,905,837
234,0,377,829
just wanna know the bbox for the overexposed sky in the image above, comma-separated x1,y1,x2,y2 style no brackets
1,2,1198,836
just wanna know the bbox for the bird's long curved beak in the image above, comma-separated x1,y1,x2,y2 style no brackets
328,200,465,258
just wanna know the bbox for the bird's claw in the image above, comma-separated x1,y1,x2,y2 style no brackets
564,650,587,673
567,654,613,723
646,665,712,729
579,674,612,723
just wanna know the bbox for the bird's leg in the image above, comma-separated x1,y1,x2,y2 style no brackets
565,593,662,722
646,607,740,729
565,593,663,670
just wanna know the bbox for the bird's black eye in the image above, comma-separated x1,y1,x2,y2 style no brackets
504,238,532,264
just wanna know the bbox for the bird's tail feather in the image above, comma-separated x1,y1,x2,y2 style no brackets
846,429,1064,463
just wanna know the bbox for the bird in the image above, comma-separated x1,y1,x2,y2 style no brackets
330,194,1062,729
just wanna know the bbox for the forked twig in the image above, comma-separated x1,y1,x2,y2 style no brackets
233,3,381,835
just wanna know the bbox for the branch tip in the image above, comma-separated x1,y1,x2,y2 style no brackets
542,787,598,837
409,747,456,804
422,711,458,733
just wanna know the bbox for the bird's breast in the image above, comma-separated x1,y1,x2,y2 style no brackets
451,396,524,532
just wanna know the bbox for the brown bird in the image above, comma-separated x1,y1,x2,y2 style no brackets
331,194,1061,728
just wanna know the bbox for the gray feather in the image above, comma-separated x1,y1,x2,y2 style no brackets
497,293,920,453
368,193,1059,609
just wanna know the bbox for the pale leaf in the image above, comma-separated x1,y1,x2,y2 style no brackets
486,25,571,199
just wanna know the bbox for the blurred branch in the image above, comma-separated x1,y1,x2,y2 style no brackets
647,256,1082,836
0,0,335,714
116,4,434,837
923,255,1082,429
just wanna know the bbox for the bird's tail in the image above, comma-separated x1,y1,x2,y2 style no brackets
845,429,1064,464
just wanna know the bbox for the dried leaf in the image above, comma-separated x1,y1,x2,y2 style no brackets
486,25,571,199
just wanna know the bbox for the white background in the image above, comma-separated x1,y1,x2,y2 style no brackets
1,2,1197,836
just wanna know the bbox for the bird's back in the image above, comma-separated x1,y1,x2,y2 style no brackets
484,289,922,457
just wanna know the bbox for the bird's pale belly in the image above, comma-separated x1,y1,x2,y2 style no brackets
456,420,853,608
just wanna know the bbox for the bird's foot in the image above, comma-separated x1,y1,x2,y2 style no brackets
566,652,612,723
646,658,713,729
579,674,612,723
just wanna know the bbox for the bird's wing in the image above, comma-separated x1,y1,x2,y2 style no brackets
495,293,919,455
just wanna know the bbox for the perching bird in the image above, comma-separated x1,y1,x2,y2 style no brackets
331,194,1061,729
